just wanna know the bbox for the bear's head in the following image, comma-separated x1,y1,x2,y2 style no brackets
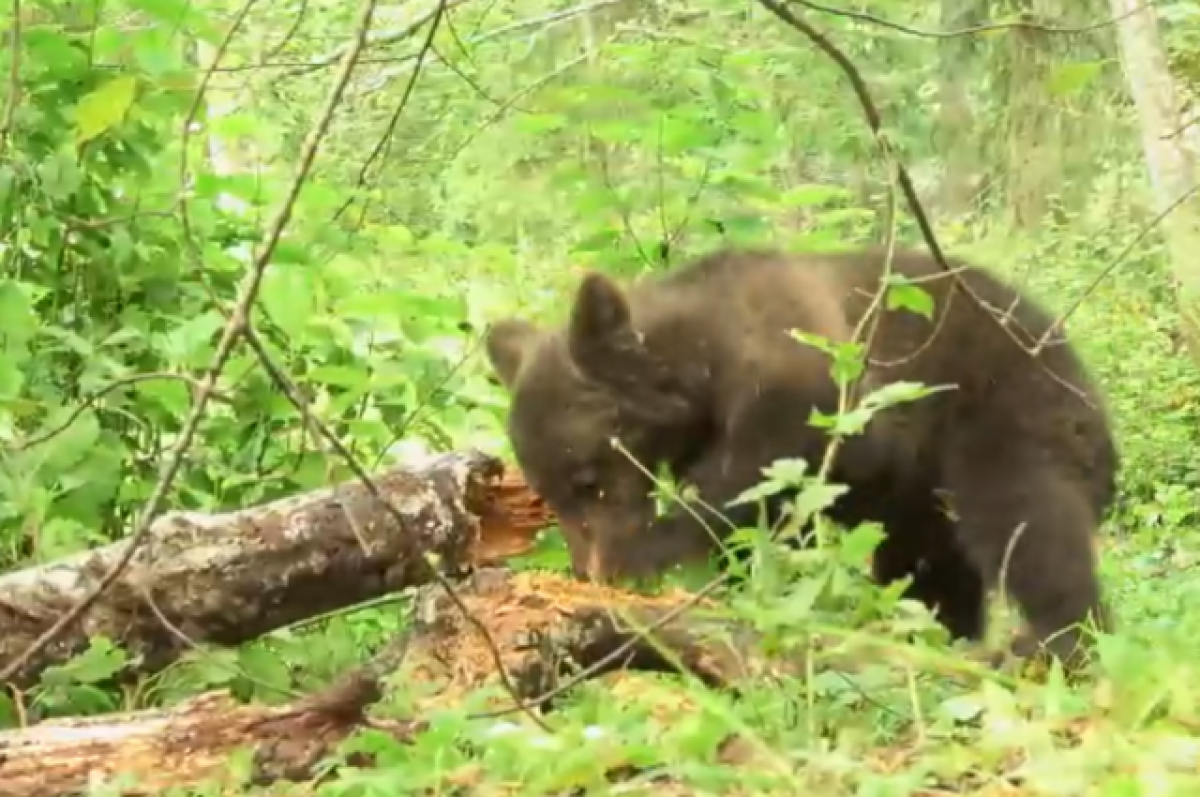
484,272,708,580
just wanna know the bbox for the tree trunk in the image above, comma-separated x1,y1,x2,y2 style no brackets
936,0,985,217
0,451,552,688
1110,0,1200,367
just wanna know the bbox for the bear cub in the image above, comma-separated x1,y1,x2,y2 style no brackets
485,246,1118,666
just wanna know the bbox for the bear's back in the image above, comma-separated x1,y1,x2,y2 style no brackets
618,246,1115,502
620,249,858,420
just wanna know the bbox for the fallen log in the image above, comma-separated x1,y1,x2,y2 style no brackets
0,567,1005,795
0,450,553,688
0,569,750,795
0,658,422,797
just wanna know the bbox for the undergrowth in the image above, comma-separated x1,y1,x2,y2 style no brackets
20,212,1200,797
2,1,1199,794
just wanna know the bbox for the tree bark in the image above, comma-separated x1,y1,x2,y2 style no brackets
0,664,423,796
0,451,552,688
1110,0,1200,367
935,0,987,218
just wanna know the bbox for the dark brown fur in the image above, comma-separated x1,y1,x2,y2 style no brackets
485,247,1117,666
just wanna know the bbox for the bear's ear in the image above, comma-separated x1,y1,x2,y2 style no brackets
567,272,643,384
485,318,540,389
567,272,695,419
569,272,634,344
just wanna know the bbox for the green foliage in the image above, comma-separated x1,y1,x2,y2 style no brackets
3,0,1200,794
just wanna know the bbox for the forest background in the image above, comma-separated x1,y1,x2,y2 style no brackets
2,0,1200,794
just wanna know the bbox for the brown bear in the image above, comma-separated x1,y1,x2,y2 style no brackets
484,246,1117,666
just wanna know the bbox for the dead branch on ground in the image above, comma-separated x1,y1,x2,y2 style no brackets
0,452,551,687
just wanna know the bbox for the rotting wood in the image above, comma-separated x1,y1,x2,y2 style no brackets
0,660,423,797
393,567,775,713
393,568,1004,713
0,569,745,797
0,450,554,688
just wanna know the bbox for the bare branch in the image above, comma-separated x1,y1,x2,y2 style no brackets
333,0,448,223
1036,182,1200,354
792,0,1160,39
12,373,233,453
755,0,1098,405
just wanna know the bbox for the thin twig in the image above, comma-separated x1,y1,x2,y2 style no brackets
333,0,448,224
755,0,1097,406
793,0,1158,40
13,372,233,452
263,0,309,61
1034,182,1200,354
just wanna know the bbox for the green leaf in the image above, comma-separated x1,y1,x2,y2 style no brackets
790,329,836,355
161,309,224,366
790,482,848,524
718,213,772,241
783,570,830,617
75,75,139,145
0,278,38,348
42,637,129,686
309,364,368,388
186,646,241,687
36,152,84,201
515,112,568,135
135,378,190,418
0,165,14,205
659,114,719,155
761,457,810,487
861,380,956,412
885,278,934,319
37,517,99,559
838,521,885,565
237,645,293,699
30,408,101,476
589,117,645,145
939,693,985,723
728,457,810,507
0,690,18,728
810,405,873,436
259,270,316,340
830,340,866,386
729,478,788,508
130,29,184,75
127,0,205,32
